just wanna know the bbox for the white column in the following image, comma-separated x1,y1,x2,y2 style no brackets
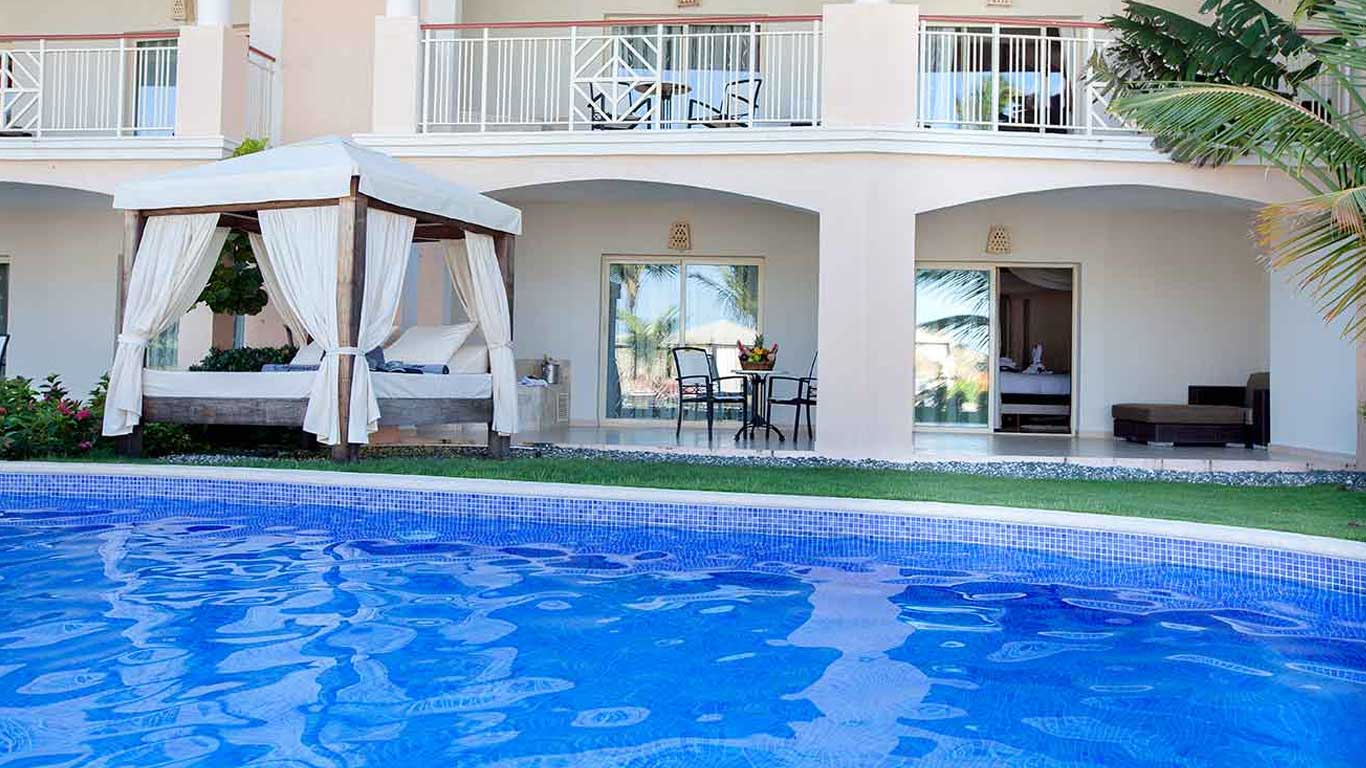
821,2,919,127
815,179,919,460
198,0,233,26
386,0,421,17
372,5,422,133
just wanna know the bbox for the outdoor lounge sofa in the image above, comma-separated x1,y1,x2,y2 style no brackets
1111,373,1270,448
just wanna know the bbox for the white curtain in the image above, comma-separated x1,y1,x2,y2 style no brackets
103,214,226,437
258,206,346,445
248,232,309,345
463,234,518,435
348,208,416,443
441,239,475,320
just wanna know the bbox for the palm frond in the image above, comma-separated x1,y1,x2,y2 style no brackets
1296,0,1366,70
918,314,991,349
1107,82,1366,181
1256,185,1366,338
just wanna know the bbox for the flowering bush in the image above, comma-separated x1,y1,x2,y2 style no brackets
0,374,102,459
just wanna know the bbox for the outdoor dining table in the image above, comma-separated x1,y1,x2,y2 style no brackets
734,368,788,442
632,81,691,127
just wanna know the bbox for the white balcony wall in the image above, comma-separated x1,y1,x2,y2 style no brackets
1270,274,1358,456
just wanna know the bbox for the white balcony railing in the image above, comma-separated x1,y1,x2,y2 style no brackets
245,45,275,141
918,19,1131,135
420,17,822,133
0,33,178,137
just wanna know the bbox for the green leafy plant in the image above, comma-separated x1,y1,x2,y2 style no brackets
1097,0,1366,338
190,345,298,373
196,137,272,317
0,374,102,459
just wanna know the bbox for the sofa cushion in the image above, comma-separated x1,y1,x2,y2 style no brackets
1112,404,1249,425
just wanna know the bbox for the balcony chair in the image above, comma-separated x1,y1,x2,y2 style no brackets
687,78,763,128
766,354,817,443
587,83,653,130
671,346,749,441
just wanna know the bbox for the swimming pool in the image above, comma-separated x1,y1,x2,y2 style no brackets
0,468,1363,767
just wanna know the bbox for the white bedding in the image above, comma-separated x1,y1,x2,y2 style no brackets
999,371,1071,396
143,370,493,400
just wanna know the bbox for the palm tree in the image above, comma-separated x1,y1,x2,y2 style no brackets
688,265,759,326
1097,0,1366,338
916,268,992,348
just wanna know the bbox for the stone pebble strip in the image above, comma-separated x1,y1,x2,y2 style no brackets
163,444,1366,489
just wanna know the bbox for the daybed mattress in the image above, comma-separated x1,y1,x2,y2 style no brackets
999,372,1071,396
143,370,493,400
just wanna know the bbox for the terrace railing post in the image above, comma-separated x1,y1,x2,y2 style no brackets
115,37,126,136
479,27,490,132
567,26,577,131
35,38,44,138
654,24,664,130
747,22,758,127
1084,27,1096,135
811,20,822,125
420,29,430,133
990,24,1000,132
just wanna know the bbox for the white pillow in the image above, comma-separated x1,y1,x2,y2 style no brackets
291,341,323,366
447,344,490,374
384,324,476,366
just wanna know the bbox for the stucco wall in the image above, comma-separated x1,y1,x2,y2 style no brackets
279,0,385,143
508,198,819,424
0,202,122,396
1269,274,1358,456
917,200,1271,436
0,0,251,35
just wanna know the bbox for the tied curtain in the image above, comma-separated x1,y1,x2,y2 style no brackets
103,214,227,437
442,235,518,436
349,208,416,442
257,206,415,446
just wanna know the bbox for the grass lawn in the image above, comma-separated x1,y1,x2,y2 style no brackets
213,455,1366,542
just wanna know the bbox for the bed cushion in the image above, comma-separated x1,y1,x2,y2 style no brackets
447,344,490,374
384,324,476,366
1111,404,1248,425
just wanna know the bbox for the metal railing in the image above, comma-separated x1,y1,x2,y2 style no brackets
918,18,1132,134
0,32,178,137
420,16,822,133
245,45,275,142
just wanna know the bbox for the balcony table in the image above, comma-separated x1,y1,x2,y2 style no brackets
632,81,692,128
734,368,789,443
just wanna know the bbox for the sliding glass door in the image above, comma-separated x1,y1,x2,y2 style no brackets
914,267,993,428
603,257,761,422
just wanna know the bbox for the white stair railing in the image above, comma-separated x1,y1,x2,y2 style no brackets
245,45,276,142
420,17,822,133
0,33,178,137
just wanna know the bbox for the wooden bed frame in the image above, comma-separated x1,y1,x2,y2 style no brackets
116,177,516,462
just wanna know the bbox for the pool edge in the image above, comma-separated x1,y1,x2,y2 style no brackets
5,460,1363,564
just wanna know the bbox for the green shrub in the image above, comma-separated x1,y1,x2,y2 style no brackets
191,345,298,373
0,374,102,459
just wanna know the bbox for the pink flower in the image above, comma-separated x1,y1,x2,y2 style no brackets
77,441,92,451
0,406,8,416
75,409,91,422
56,401,72,416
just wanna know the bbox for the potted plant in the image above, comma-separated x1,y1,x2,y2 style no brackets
737,335,778,371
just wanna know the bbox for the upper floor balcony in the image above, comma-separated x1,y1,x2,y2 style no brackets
0,23,276,159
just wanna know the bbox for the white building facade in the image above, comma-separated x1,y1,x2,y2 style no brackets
0,0,1360,465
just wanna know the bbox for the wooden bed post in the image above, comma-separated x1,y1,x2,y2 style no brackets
486,233,515,458
115,211,146,458
333,179,368,462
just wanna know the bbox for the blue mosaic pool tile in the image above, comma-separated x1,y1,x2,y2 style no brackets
1,471,1362,595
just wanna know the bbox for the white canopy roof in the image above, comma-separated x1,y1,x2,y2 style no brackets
113,136,522,235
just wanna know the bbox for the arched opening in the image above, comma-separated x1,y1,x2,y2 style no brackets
911,185,1355,459
442,179,821,447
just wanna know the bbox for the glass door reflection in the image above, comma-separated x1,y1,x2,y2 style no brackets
915,268,992,428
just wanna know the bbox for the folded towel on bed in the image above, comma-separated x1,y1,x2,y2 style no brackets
379,361,449,375
261,363,320,372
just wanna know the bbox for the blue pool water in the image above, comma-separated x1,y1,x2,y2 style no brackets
0,491,1363,767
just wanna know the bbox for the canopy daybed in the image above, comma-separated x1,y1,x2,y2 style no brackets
102,136,521,461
